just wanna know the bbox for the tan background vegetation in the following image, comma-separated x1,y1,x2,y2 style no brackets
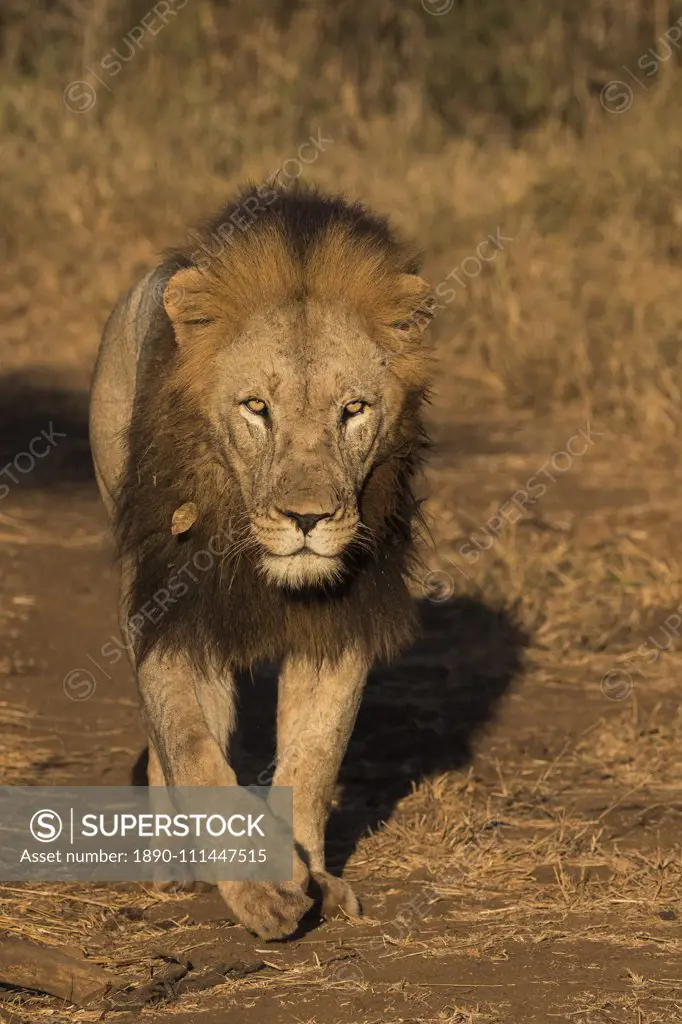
2,0,682,437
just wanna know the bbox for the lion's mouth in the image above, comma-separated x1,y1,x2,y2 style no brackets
259,550,344,588
266,549,339,564
255,532,353,561
289,548,336,557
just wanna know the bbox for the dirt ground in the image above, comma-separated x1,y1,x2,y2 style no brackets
0,364,680,1024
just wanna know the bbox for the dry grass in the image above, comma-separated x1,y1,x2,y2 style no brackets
2,2,682,436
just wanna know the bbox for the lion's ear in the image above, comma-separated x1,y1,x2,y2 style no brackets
162,268,214,342
398,273,431,299
394,274,435,332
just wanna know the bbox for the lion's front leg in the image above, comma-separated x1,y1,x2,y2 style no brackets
142,651,237,894
139,651,237,787
138,650,312,938
272,648,368,920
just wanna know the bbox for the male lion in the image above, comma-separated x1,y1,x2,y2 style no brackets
89,184,434,939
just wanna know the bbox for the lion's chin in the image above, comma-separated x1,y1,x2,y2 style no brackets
260,551,343,589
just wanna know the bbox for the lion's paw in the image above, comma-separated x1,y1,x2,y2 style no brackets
310,871,361,919
218,879,314,940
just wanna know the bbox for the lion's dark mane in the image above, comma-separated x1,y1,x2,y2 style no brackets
114,185,429,673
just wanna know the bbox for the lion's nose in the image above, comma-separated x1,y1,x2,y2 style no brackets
280,509,332,535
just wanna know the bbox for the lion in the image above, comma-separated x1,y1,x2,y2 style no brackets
89,183,434,939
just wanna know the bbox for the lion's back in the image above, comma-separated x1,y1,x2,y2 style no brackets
89,266,167,514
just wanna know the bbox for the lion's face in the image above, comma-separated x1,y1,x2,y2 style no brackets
200,301,408,588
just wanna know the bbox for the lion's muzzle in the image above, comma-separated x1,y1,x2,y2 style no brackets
252,500,359,588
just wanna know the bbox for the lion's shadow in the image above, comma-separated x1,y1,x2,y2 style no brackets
232,594,528,873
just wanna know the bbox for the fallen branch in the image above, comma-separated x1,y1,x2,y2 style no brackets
0,936,121,1007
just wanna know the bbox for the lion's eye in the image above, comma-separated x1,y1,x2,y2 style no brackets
243,398,268,416
342,400,367,421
